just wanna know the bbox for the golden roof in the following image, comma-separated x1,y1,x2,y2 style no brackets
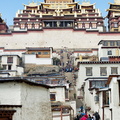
42,3,75,10
81,1,95,6
114,0,120,4
23,2,40,7
108,2,120,5
106,9,120,12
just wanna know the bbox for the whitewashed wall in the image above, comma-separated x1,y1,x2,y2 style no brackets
0,82,21,105
24,54,52,65
109,77,120,120
99,48,120,59
49,87,65,102
0,81,52,120
1,30,120,49
20,82,52,120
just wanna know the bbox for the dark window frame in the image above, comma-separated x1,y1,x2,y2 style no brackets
100,67,107,76
50,93,56,101
7,57,13,63
86,67,92,76
111,67,118,74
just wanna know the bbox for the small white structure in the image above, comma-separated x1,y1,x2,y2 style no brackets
98,40,120,61
0,55,24,77
23,47,53,65
0,78,53,120
49,86,76,120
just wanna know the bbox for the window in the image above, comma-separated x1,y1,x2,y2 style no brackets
35,24,39,29
50,93,56,101
7,57,13,63
90,80,107,88
65,89,69,100
3,65,7,70
27,24,32,29
104,41,108,46
31,52,35,54
78,23,82,28
107,50,112,55
114,23,118,28
62,108,69,113
100,67,107,76
8,65,12,70
92,23,97,28
44,52,49,55
38,52,41,54
111,67,118,74
110,41,116,46
86,67,92,76
103,91,109,106
85,23,89,28
20,24,25,29
114,29,118,32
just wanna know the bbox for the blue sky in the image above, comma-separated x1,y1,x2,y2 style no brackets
0,0,114,25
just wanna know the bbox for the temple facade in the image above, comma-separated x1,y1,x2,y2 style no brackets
0,14,8,33
13,0,104,32
107,0,120,32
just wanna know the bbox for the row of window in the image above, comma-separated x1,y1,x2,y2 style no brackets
20,23,41,29
103,41,119,46
78,23,97,29
29,51,50,55
86,67,118,76
3,65,12,70
90,80,107,88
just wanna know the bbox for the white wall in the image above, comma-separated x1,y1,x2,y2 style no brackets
24,54,52,65
0,81,53,120
20,82,52,120
1,29,120,49
0,82,21,105
99,48,120,59
109,77,120,120
49,87,65,102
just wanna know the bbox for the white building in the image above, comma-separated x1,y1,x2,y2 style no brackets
0,55,24,77
0,78,53,120
104,75,120,120
85,75,120,120
23,47,53,65
77,61,120,96
49,86,76,120
76,61,120,109
98,40,120,61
